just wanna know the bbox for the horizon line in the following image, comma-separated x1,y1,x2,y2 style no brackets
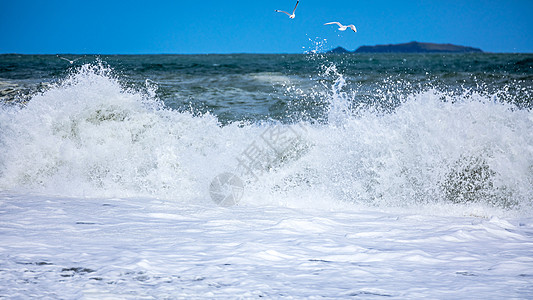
1,50,532,55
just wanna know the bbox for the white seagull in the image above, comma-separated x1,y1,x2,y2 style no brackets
324,22,357,32
57,56,82,64
275,0,299,19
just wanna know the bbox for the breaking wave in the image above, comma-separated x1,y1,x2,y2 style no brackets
0,62,531,215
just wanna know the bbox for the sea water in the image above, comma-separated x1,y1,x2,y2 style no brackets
0,53,532,298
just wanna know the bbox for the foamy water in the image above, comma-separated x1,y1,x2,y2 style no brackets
0,62,531,213
0,59,532,298
2,193,532,298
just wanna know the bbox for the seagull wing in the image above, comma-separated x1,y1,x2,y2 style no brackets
324,22,342,27
275,10,291,16
348,25,357,32
58,56,71,62
292,0,299,14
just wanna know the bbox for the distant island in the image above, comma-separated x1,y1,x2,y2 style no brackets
328,41,483,54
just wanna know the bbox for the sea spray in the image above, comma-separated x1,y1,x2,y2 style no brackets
0,62,233,201
220,58,533,212
0,59,531,214
323,63,352,126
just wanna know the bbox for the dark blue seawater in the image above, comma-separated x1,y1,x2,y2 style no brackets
1,53,532,123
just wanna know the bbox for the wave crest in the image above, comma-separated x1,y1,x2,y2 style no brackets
0,61,531,215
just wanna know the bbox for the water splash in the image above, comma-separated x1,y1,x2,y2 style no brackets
0,62,224,201
322,63,352,126
0,61,531,216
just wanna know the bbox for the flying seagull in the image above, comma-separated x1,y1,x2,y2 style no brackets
275,0,299,19
324,22,357,32
57,56,82,64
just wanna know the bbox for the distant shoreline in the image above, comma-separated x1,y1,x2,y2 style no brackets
328,41,483,54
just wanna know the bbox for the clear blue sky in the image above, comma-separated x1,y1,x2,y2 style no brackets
1,0,532,54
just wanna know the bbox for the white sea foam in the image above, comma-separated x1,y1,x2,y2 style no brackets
0,62,532,216
0,194,532,298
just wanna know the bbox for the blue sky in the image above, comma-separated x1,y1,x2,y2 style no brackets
1,0,532,54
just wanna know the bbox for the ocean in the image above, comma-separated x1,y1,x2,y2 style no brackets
1,53,532,298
